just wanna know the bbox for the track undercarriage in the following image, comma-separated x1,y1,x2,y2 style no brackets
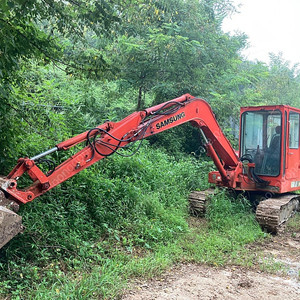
188,189,215,216
256,194,300,233
189,189,300,233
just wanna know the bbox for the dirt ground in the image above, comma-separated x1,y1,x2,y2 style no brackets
122,220,300,300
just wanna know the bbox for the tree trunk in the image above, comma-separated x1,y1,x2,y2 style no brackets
137,86,143,110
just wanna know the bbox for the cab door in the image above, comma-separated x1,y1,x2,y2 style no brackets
286,111,300,180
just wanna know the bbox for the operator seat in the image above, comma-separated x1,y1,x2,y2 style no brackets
269,126,281,150
261,126,281,175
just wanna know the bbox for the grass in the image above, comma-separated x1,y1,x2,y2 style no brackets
286,212,300,232
258,256,287,274
180,192,264,266
13,193,265,299
0,147,266,299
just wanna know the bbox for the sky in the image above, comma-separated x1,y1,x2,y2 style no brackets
222,0,300,66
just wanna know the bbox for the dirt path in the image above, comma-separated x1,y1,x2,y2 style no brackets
122,264,299,300
122,223,300,300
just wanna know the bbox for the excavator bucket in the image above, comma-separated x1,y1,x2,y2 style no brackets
0,191,23,249
0,206,23,248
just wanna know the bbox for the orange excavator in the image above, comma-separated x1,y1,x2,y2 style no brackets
1,94,299,248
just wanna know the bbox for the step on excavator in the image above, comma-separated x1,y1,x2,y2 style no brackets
1,94,299,249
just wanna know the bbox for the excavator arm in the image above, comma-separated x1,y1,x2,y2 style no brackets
0,94,240,248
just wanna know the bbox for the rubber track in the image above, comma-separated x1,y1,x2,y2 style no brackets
256,194,300,233
188,189,215,216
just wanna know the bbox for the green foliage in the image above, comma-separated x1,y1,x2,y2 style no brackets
0,0,118,82
109,0,244,109
0,62,140,171
181,190,264,265
0,0,120,165
206,191,262,242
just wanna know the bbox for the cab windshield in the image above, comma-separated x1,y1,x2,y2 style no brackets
241,110,282,176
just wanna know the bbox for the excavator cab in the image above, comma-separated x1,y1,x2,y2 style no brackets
240,105,300,193
240,109,282,176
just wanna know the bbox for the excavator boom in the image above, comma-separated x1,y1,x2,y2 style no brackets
0,94,239,206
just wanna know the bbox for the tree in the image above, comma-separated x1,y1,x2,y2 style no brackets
108,0,243,109
260,54,300,106
0,0,120,84
0,0,120,168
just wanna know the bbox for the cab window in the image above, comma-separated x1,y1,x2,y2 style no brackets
289,112,299,149
241,110,281,176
